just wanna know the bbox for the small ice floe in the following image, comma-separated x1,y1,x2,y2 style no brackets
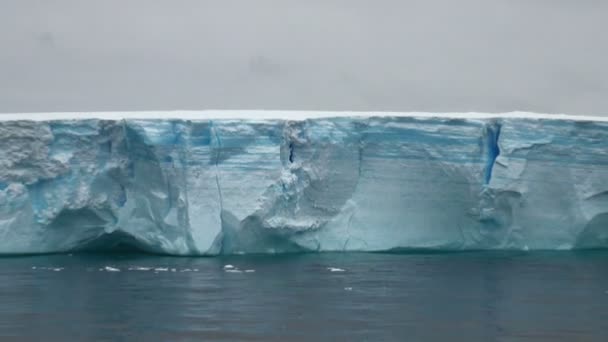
344,287,353,291
171,268,176,272
193,269,199,272
34,266,64,271
154,267,168,272
104,266,120,272
244,269,255,273
225,269,243,273
223,264,235,270
327,267,345,272
128,267,152,271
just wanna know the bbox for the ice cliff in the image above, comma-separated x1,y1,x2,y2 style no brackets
0,111,607,255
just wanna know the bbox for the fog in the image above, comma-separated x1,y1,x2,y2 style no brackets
1,0,607,115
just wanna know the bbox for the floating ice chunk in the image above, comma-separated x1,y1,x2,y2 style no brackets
154,267,168,272
244,269,255,273
225,269,243,273
34,266,64,271
327,267,345,272
104,266,120,272
344,287,353,291
223,265,235,269
128,266,152,271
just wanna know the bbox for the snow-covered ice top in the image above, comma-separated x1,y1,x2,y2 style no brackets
1,110,607,122
0,111,607,255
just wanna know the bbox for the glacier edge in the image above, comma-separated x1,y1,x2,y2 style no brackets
0,111,607,255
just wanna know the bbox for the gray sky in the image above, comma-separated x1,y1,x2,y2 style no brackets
1,0,607,115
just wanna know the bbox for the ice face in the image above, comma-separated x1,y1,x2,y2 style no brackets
0,111,607,255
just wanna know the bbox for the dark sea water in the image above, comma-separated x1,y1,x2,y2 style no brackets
1,251,607,341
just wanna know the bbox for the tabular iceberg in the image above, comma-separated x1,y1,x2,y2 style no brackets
0,111,607,255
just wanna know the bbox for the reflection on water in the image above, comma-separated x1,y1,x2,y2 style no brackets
1,251,607,341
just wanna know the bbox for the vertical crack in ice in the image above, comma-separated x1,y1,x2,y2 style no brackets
484,122,502,185
343,211,356,251
343,130,366,251
211,123,224,211
173,122,200,254
288,142,294,163
357,137,363,182
210,121,225,253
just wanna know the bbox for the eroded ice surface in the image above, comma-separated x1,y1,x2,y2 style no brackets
0,111,607,255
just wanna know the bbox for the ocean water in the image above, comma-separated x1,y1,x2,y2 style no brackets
1,251,607,341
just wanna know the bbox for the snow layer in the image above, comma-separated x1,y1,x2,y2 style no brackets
0,111,607,255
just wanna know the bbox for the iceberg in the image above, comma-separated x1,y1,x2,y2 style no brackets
0,110,607,255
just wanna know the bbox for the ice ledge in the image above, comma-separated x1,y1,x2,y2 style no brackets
0,111,607,255
1,110,607,122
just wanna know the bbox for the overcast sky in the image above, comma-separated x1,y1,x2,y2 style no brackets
1,0,607,115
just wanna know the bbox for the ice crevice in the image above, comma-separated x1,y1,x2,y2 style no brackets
210,122,226,254
484,122,501,185
0,111,607,255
